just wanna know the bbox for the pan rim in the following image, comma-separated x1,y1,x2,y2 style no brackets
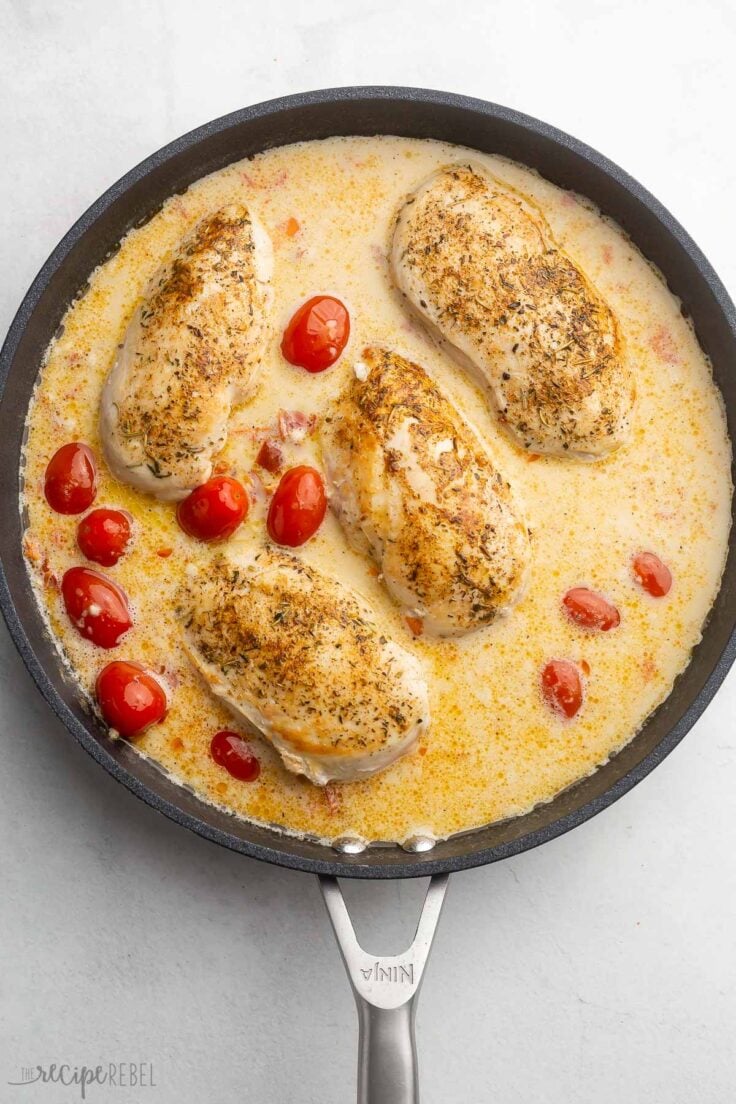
1,85,735,878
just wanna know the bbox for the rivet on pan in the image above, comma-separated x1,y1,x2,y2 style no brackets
332,835,367,855
401,834,437,854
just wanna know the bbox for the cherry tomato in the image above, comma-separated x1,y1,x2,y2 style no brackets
96,661,167,738
562,587,620,631
541,659,583,719
256,438,284,473
44,442,97,514
632,552,672,597
176,476,249,542
61,566,133,649
281,295,350,372
210,730,260,782
77,508,132,566
267,465,327,547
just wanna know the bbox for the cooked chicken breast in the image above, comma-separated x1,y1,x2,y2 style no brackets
179,547,429,785
391,165,635,459
323,347,531,636
100,204,272,500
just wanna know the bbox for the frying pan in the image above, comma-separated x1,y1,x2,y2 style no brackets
1,87,735,1103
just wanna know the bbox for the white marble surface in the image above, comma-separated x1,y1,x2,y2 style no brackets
1,2,735,1101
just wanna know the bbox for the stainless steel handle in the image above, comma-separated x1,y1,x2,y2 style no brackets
319,874,449,1104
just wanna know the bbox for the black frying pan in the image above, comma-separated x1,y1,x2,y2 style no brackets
1,88,735,1102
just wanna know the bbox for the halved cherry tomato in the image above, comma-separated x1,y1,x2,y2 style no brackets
44,442,97,514
541,659,583,719
632,552,672,597
267,465,327,547
210,731,260,782
77,508,132,566
281,295,350,372
96,661,167,738
256,439,284,473
562,587,620,631
61,566,133,648
176,476,249,542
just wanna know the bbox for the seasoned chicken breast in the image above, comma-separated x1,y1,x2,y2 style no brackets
179,547,429,785
323,347,531,636
391,165,635,459
100,204,272,500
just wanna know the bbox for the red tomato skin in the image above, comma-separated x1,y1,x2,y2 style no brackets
541,660,583,719
61,566,133,649
210,731,261,782
632,552,672,597
176,476,249,542
44,443,97,514
77,509,132,566
267,466,327,547
280,295,350,373
256,439,284,473
96,661,167,738
562,587,621,631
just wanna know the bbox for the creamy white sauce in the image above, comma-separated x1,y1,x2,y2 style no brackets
21,136,732,845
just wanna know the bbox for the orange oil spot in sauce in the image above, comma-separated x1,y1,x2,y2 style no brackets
650,326,680,365
640,653,658,683
405,615,424,636
23,535,43,565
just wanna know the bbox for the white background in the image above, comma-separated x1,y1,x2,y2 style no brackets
2,2,735,1101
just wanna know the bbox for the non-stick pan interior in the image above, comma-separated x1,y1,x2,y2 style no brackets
1,88,735,877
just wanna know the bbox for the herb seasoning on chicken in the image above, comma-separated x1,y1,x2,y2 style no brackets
101,204,272,500
324,347,531,635
179,548,429,784
392,165,636,459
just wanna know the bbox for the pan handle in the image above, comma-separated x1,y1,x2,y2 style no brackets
319,873,449,1104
